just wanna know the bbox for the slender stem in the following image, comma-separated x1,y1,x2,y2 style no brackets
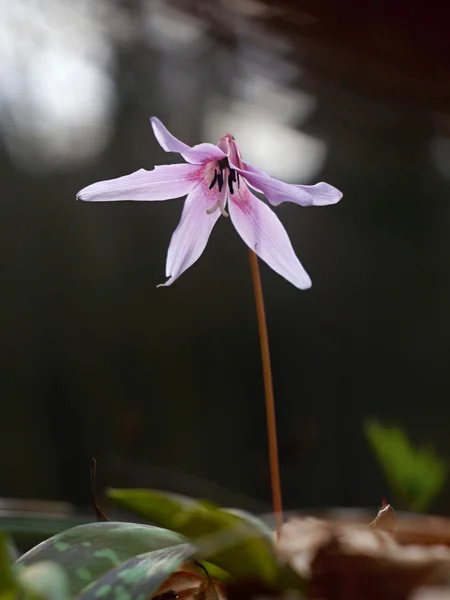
248,249,283,537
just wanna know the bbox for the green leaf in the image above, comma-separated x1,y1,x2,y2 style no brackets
19,562,70,600
222,509,274,542
2,534,71,600
16,522,186,597
365,420,448,512
195,561,230,582
0,515,87,539
0,532,18,600
78,544,196,600
108,489,303,589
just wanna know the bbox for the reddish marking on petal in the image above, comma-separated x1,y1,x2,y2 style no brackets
199,176,213,196
187,166,208,181
196,165,227,212
231,186,252,214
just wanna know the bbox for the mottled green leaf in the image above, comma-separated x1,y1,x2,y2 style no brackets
78,543,196,600
0,532,18,600
108,489,303,589
19,561,70,600
16,522,186,597
2,535,71,600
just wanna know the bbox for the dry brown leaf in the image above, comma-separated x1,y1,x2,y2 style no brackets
369,500,396,532
152,567,226,600
393,517,450,547
368,502,450,547
410,587,450,600
278,518,450,600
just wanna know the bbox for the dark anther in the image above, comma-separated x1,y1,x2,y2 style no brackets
228,169,237,194
209,170,218,190
217,170,224,192
237,172,240,188
228,171,235,194
210,159,234,194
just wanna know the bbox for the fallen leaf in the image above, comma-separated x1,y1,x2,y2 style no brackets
278,518,450,600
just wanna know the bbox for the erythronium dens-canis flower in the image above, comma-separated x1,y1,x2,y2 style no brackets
77,117,342,288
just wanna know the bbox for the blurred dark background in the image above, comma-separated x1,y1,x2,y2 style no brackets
2,0,450,515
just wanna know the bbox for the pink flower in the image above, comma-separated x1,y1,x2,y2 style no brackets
77,118,342,288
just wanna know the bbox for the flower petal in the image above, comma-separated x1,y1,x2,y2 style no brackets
228,184,312,290
233,162,342,207
77,164,205,202
150,117,227,165
158,178,225,287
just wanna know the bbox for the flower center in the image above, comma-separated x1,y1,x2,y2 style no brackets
206,159,239,217
208,158,240,195
205,158,240,217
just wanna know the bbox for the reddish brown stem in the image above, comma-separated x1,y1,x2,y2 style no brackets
248,250,283,538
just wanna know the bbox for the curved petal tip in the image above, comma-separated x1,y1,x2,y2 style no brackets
149,116,227,165
229,184,313,290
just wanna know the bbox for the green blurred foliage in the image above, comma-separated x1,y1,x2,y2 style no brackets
1,532,70,600
0,533,17,600
18,562,70,600
108,488,301,589
365,420,448,512
0,492,304,600
0,515,87,542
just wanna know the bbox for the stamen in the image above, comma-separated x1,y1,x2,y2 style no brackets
228,169,237,194
206,198,229,217
206,200,220,215
217,169,224,192
219,198,229,218
237,172,240,188
209,169,218,190
228,172,234,195
206,160,229,217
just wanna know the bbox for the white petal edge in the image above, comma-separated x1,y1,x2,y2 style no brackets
233,162,342,207
76,164,205,202
150,117,227,165
228,184,312,290
158,177,225,287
